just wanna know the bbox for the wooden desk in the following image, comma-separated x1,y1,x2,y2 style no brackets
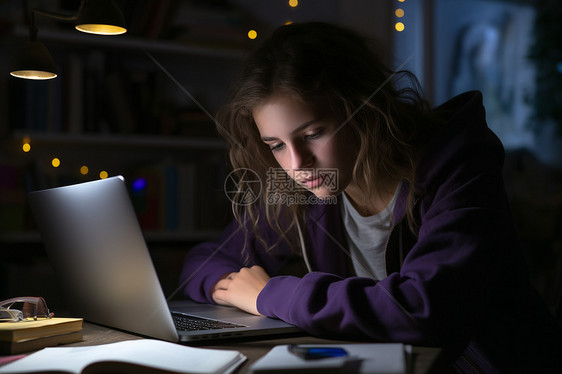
64,322,443,374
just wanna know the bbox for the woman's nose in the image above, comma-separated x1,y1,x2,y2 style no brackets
290,143,313,170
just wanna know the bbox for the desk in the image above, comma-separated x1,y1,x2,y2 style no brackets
62,322,443,374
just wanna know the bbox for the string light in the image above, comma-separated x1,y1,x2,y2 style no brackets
52,158,61,168
80,165,89,175
248,29,257,40
395,0,405,32
22,136,31,153
99,171,108,179
289,0,298,7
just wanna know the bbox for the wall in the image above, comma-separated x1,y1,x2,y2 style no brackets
232,0,394,56
394,0,562,311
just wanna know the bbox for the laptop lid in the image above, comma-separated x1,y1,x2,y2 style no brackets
28,176,300,343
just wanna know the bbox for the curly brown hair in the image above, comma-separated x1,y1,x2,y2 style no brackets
215,22,438,258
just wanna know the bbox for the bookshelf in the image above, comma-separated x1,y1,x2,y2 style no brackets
0,2,252,246
0,0,260,304
1,131,232,243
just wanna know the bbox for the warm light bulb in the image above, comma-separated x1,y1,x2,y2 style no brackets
80,166,89,175
395,8,405,17
289,0,298,7
10,70,57,80
100,171,109,179
22,143,31,153
75,24,126,35
395,22,405,32
248,29,258,40
52,158,61,168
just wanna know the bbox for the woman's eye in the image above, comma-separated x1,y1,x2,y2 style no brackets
305,129,323,140
270,143,285,152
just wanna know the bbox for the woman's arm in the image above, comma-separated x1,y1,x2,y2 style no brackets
180,219,250,303
180,217,294,304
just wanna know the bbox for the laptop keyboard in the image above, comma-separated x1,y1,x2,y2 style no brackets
172,313,246,331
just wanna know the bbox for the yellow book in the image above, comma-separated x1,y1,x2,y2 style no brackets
0,330,83,355
0,318,83,343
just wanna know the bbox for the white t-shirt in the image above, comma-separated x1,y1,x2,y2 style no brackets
340,184,401,280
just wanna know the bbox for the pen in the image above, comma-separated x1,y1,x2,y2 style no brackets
288,345,348,360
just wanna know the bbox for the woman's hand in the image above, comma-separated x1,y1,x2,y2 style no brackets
211,265,270,315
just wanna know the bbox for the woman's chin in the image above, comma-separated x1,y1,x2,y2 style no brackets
309,187,339,200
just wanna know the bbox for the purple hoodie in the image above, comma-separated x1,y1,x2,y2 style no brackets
180,91,562,373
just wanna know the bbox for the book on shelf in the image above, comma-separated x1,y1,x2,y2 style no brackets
0,164,26,233
0,339,246,374
128,158,230,234
0,318,83,355
3,149,230,239
65,53,84,134
167,1,251,48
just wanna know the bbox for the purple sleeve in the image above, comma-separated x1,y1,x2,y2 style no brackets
180,219,249,303
180,216,296,303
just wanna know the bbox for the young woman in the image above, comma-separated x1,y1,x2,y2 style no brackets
180,22,561,372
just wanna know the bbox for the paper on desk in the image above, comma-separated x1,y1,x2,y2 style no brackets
0,339,246,374
249,343,406,374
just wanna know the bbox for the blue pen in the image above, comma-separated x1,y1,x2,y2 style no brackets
288,345,348,360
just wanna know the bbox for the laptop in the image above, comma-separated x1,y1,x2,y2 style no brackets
28,175,301,343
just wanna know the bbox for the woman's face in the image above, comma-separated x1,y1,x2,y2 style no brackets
253,94,356,199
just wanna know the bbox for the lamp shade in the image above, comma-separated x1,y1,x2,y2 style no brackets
10,40,57,80
75,0,127,35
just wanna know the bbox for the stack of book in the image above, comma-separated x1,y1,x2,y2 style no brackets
0,318,83,355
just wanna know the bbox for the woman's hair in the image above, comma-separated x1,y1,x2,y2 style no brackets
215,22,437,258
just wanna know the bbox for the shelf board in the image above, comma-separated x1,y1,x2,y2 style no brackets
10,131,226,150
0,230,221,244
12,25,249,60
144,230,222,243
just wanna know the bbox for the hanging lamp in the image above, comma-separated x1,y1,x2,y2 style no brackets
10,0,127,80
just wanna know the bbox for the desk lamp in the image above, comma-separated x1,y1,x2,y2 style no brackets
10,0,127,80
